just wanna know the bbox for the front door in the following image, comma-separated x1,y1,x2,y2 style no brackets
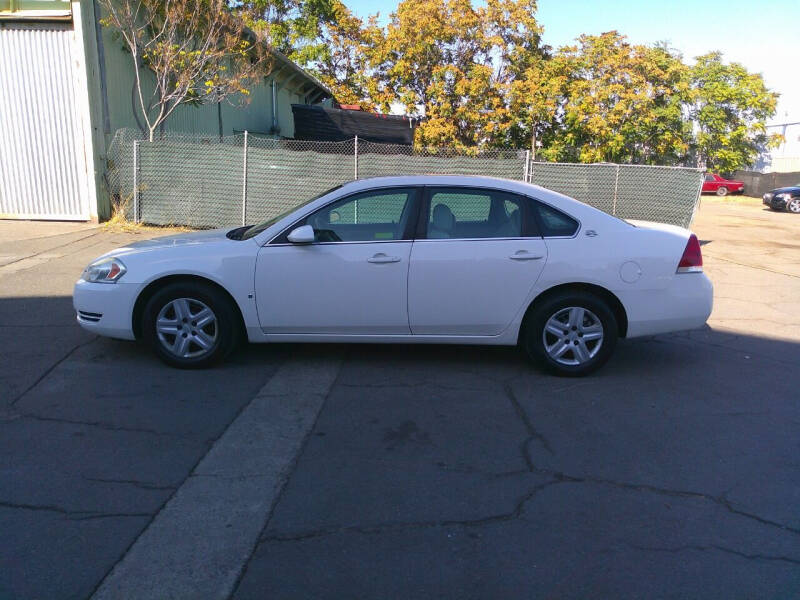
408,187,548,336
255,187,419,334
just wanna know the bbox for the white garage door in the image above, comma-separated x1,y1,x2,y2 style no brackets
0,22,91,220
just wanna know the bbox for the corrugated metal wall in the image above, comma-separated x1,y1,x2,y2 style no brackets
0,22,91,220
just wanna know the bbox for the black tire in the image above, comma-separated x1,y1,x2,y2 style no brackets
716,187,728,196
142,281,240,368
522,291,618,377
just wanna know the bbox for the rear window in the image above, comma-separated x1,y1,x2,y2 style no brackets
535,203,579,237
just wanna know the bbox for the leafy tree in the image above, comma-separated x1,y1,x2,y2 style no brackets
372,0,544,148
99,0,272,141
242,0,337,64
689,52,781,172
311,3,388,109
506,53,571,158
541,32,690,164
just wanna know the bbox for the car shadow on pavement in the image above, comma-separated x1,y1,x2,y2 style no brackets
3,293,800,599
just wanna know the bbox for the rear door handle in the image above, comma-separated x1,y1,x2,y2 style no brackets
509,251,544,261
368,253,401,264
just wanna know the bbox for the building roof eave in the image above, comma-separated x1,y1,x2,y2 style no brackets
268,49,332,102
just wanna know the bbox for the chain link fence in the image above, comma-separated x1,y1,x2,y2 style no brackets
106,128,702,229
528,161,704,228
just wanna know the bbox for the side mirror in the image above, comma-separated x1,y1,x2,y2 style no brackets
287,224,315,244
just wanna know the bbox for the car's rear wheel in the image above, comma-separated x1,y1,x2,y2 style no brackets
716,187,728,196
787,198,800,214
142,281,240,368
523,292,618,376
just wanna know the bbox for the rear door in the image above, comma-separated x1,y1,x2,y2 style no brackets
408,186,548,336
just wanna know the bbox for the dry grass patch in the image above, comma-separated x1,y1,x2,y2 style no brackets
102,195,195,234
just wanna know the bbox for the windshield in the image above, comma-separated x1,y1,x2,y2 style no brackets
240,185,344,240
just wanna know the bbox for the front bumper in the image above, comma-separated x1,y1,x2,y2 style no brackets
763,195,787,210
73,280,141,340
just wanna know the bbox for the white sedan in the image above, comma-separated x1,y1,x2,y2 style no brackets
74,176,712,376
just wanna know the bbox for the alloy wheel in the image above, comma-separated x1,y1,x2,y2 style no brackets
542,306,604,366
788,198,800,214
155,297,218,359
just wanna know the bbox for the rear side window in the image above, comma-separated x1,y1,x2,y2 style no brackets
535,203,579,237
424,187,528,239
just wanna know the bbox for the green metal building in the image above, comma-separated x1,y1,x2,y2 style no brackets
0,0,332,221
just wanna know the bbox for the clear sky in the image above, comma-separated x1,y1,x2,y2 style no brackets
343,0,800,123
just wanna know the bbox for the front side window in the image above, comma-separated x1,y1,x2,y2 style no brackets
425,188,525,239
304,188,416,242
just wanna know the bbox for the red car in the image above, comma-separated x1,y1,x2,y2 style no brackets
702,173,744,196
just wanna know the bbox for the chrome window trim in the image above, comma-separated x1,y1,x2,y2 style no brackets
266,236,543,247
264,183,583,244
267,239,413,247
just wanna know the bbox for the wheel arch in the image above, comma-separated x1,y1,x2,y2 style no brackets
519,282,628,342
132,274,247,340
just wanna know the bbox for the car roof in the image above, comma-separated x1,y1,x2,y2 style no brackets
337,175,586,208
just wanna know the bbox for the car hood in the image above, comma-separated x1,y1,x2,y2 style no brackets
95,228,237,260
769,186,800,194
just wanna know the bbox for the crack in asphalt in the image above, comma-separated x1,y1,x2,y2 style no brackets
703,252,800,279
82,477,178,491
8,336,100,407
0,231,103,270
502,393,800,539
630,543,800,566
504,383,554,457
338,381,490,392
258,378,800,557
13,412,210,442
0,500,151,521
260,479,562,543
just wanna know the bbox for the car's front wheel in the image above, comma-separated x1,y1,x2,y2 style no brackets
523,292,618,376
716,187,728,196
787,198,800,214
142,281,240,368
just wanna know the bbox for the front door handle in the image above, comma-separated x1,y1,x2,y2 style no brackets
509,251,544,261
368,253,402,264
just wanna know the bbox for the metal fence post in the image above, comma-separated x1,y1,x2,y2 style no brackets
133,140,140,223
354,135,358,180
612,164,620,216
523,150,530,182
242,131,249,226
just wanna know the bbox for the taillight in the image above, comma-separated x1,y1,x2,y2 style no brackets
677,234,703,273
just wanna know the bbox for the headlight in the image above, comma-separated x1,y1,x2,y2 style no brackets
776,193,792,200
81,257,127,283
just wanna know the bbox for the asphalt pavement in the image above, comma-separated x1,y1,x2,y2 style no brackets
1,200,799,599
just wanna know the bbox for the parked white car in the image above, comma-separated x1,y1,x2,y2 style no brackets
74,176,712,376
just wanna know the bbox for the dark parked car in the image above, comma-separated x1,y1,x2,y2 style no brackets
763,186,800,213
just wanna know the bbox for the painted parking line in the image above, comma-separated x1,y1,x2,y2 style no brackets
91,356,342,600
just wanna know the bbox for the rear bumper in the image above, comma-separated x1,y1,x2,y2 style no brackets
622,273,713,338
73,280,140,340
